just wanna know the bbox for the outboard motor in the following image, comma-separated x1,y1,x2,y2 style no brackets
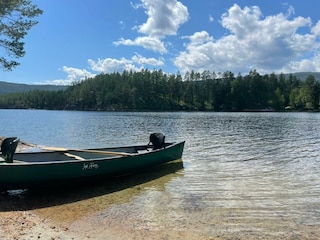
149,133,165,150
1,137,19,163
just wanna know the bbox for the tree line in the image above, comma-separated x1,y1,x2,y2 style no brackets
0,69,319,111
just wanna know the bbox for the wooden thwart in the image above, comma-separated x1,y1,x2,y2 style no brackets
64,153,85,160
42,146,134,157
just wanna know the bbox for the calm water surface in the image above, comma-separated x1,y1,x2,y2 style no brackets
1,109,320,238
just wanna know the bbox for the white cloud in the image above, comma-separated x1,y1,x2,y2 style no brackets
115,0,189,53
62,66,95,82
114,36,167,53
130,1,142,10
131,54,164,66
282,3,295,18
209,14,214,22
137,0,189,37
281,52,320,72
88,58,137,73
88,54,165,73
312,20,320,36
41,67,96,85
50,53,165,85
185,31,213,45
174,4,320,74
221,5,262,40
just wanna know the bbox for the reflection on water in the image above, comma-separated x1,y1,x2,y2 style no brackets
1,110,320,238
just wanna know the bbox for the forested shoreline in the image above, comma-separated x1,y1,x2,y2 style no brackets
0,69,319,111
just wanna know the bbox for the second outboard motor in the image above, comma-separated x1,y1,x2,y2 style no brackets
1,137,19,163
149,133,165,150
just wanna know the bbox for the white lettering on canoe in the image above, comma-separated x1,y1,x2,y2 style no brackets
82,162,99,170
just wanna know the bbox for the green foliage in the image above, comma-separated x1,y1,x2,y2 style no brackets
0,0,42,70
0,69,319,111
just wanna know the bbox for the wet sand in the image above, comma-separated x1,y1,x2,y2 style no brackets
1,137,320,239
1,192,319,240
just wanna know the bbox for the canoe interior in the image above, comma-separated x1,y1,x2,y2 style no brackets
11,147,138,163
0,143,175,163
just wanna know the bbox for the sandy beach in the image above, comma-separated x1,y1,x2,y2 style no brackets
0,192,214,240
0,211,70,240
1,198,320,240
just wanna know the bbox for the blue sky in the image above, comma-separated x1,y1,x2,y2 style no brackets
2,0,320,85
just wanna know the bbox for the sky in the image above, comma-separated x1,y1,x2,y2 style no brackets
1,0,320,85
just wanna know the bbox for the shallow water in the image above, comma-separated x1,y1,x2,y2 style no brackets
1,110,320,238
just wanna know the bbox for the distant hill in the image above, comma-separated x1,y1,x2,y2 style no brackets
0,81,67,95
282,72,320,81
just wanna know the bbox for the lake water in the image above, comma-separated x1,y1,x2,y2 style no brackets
1,109,320,239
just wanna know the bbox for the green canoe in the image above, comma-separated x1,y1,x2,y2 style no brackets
0,135,185,191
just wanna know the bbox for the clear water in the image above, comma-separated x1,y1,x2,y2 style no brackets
1,110,320,238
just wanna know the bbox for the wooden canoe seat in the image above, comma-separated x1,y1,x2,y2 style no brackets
64,153,85,160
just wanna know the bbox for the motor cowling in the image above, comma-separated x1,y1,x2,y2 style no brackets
1,137,19,163
149,133,165,150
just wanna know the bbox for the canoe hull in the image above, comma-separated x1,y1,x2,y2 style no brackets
0,141,185,190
